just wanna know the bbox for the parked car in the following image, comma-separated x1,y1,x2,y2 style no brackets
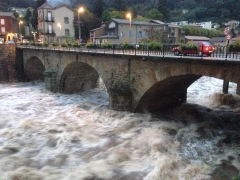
23,39,30,44
6,40,15,44
172,41,215,56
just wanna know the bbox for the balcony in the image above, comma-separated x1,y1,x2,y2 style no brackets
39,17,55,22
38,29,56,35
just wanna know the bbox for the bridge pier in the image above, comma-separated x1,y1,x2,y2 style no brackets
108,90,133,111
222,79,229,94
43,69,58,93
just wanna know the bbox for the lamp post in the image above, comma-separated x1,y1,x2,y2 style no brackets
19,21,23,42
78,7,84,44
58,23,62,43
32,31,37,42
126,13,132,44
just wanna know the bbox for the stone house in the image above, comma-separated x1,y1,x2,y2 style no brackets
37,2,74,43
94,18,168,45
0,12,18,42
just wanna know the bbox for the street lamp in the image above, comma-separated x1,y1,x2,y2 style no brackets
19,21,23,42
78,7,84,44
126,13,132,43
58,23,62,43
32,31,37,42
126,13,132,28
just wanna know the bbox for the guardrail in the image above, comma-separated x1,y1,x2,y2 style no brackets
17,44,240,60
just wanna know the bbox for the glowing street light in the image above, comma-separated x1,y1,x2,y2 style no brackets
19,21,23,42
78,7,84,44
58,23,62,43
126,13,132,28
32,31,37,42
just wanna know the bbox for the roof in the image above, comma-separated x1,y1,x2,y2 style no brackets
111,18,161,26
210,37,226,42
54,4,73,11
0,12,17,20
185,36,210,41
149,20,166,25
90,24,106,32
95,34,118,39
38,2,53,10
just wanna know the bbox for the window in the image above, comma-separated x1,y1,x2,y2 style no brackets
120,32,124,37
65,29,70,36
145,32,149,37
138,31,142,38
64,17,69,24
129,30,133,37
0,19,5,25
1,27,5,33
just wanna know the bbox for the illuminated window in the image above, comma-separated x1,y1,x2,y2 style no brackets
0,19,5,25
1,27,6,33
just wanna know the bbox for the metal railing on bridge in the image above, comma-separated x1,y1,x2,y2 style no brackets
17,44,240,60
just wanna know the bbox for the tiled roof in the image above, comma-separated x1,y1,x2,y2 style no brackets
38,2,53,9
111,18,161,26
185,36,210,41
0,12,17,20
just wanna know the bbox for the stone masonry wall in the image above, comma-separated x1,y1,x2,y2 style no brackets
0,44,17,82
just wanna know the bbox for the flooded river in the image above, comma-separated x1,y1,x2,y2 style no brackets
0,77,239,180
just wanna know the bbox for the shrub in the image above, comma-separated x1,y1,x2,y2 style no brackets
85,42,96,49
61,42,68,47
101,42,112,49
30,41,35,46
72,42,80,47
43,42,48,46
122,42,134,49
228,40,240,52
180,42,198,51
52,42,59,46
148,41,163,50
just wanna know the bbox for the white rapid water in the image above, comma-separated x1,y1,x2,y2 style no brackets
0,77,239,180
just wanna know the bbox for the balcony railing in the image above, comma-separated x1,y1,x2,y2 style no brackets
39,17,55,22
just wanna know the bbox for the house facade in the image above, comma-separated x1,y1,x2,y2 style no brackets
94,18,168,45
0,12,18,42
37,2,74,43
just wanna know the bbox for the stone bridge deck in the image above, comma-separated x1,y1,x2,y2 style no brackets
19,46,240,112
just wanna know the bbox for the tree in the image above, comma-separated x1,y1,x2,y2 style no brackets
145,9,163,20
101,10,111,22
112,0,126,11
92,0,104,18
140,26,168,44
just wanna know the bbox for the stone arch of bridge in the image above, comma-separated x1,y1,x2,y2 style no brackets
134,74,201,113
24,56,45,82
59,61,106,94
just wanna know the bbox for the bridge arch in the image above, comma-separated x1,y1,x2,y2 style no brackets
24,56,45,81
135,74,201,112
59,61,100,94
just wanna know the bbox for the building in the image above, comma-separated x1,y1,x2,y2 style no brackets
150,20,185,43
37,2,74,43
0,12,18,42
90,23,106,43
94,18,169,45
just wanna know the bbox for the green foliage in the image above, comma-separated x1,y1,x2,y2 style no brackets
101,10,111,22
85,42,96,49
181,26,224,38
101,42,112,49
180,42,198,51
72,42,80,47
30,41,35,45
43,42,48,46
61,42,68,47
228,40,240,52
140,26,169,44
145,9,163,20
148,41,162,50
121,42,134,49
109,10,125,19
52,42,59,47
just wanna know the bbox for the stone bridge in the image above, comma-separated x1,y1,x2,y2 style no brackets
20,48,240,112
